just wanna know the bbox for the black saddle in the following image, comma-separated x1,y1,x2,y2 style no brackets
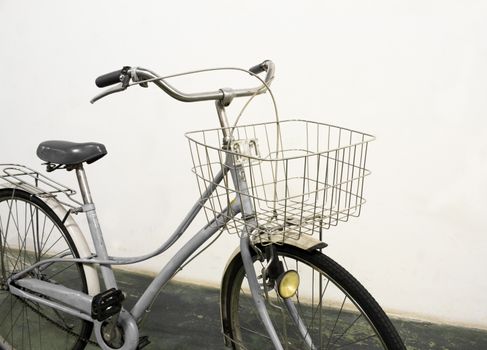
37,140,107,166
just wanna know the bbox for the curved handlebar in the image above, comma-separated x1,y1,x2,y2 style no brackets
90,60,275,104
134,68,225,103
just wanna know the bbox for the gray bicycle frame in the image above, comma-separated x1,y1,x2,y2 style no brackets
7,61,310,350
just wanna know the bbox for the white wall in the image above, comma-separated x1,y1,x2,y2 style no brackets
1,0,486,328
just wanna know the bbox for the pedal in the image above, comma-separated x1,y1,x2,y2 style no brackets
91,288,124,322
137,336,151,349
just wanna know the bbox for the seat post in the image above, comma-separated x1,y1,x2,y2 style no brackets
75,165,93,204
74,164,118,290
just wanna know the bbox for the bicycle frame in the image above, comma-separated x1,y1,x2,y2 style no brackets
7,163,236,312
6,164,242,346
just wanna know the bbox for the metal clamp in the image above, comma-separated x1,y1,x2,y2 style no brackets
219,87,235,106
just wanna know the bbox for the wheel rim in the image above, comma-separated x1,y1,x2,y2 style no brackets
0,193,90,349
229,248,388,349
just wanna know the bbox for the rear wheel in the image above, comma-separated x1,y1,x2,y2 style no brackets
0,188,92,349
222,244,405,349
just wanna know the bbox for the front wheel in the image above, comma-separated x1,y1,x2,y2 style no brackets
221,244,405,349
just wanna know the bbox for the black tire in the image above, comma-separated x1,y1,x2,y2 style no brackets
222,244,405,349
0,188,93,349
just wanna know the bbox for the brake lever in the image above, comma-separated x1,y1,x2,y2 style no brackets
90,83,126,104
90,72,132,104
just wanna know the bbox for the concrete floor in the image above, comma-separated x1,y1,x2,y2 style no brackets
82,269,487,350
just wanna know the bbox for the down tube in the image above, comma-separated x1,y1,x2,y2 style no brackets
131,202,240,322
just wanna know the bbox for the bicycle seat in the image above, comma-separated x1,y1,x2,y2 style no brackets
37,140,107,165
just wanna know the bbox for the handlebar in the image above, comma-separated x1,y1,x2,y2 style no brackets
90,60,275,104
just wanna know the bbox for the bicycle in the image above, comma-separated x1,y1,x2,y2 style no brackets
0,60,405,350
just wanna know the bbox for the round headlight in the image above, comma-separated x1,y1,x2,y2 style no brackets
277,270,300,299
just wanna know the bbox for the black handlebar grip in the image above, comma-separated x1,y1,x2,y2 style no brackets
95,67,130,88
249,62,267,74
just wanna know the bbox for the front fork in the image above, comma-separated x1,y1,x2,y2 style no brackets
240,232,284,350
231,162,316,349
239,231,317,350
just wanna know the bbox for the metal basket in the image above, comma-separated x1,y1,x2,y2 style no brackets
186,120,375,242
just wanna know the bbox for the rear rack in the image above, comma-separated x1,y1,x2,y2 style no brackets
0,164,82,208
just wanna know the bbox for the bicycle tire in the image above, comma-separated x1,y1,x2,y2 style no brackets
0,188,92,350
222,244,405,350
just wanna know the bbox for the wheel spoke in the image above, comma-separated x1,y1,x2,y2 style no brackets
45,262,76,281
332,333,378,349
4,298,24,340
241,325,273,340
40,237,63,260
0,295,21,327
39,223,57,256
325,296,347,349
26,303,33,350
328,313,362,348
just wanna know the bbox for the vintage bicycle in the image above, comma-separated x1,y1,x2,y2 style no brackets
0,60,405,349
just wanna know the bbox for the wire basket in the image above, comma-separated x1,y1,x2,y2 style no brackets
186,120,375,242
